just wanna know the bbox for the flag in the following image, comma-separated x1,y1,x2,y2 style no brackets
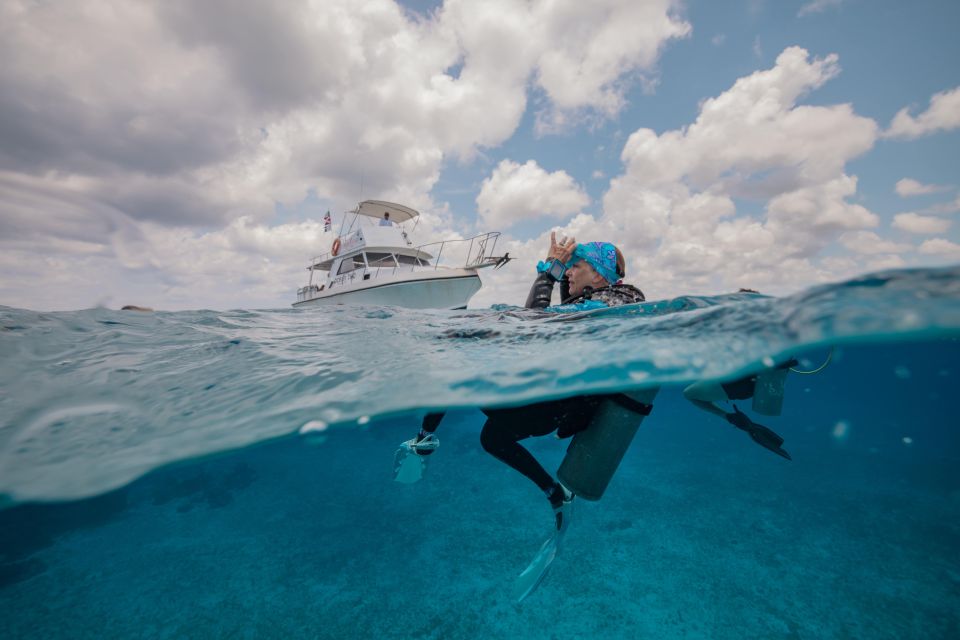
323,211,332,232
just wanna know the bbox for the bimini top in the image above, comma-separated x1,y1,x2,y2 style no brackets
355,200,420,224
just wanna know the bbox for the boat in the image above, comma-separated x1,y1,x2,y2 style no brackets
293,200,510,309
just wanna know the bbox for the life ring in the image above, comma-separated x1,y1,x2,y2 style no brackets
331,238,341,256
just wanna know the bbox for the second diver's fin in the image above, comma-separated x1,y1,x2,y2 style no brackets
746,423,792,461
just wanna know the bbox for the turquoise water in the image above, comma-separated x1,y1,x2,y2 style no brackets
1,265,959,638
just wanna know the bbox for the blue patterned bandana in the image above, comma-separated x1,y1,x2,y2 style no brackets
569,242,620,285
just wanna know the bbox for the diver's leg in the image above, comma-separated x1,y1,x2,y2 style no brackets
479,416,556,492
477,397,599,490
393,413,445,483
683,381,730,418
421,412,444,433
683,380,729,402
400,412,444,458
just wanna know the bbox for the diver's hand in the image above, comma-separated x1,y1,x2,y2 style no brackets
547,231,576,263
725,404,753,431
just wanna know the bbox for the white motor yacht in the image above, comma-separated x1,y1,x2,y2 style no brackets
293,200,510,309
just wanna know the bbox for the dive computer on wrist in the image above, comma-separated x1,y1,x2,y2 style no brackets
536,258,567,281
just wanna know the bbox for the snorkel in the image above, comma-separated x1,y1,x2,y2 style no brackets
567,242,622,285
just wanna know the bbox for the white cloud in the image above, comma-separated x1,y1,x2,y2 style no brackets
529,0,691,132
864,254,907,271
892,212,952,235
895,178,949,197
476,160,589,229
922,194,960,215
918,238,960,259
884,86,960,139
840,231,911,255
614,48,863,190
798,0,844,17
600,46,882,299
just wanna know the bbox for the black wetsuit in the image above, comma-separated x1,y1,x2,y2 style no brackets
423,273,647,492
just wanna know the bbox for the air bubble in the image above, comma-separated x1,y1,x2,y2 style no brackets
299,420,328,434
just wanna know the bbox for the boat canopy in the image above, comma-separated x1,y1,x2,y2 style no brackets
355,200,420,223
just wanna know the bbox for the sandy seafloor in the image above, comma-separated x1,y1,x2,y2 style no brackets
2,342,959,639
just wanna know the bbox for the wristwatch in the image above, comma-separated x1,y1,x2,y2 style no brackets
536,258,567,282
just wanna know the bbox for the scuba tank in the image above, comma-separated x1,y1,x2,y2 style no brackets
752,367,789,416
557,387,659,501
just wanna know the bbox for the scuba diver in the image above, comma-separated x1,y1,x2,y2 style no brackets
395,233,654,601
395,233,650,535
682,364,797,460
682,342,832,461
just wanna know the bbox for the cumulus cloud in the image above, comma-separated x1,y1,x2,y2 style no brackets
895,178,949,197
476,160,589,229
840,231,911,255
923,194,960,215
892,212,952,235
884,86,960,139
529,0,690,132
601,46,882,298
798,0,844,17
918,238,960,259
0,0,688,310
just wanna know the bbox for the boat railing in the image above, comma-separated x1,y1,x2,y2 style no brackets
296,284,322,303
370,232,501,277
309,231,502,276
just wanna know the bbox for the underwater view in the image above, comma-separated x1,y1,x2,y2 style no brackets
2,265,959,639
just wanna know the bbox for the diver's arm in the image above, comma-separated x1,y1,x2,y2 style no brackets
559,275,571,301
526,231,576,309
525,273,557,309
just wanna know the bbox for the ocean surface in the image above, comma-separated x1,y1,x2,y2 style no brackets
1,265,959,639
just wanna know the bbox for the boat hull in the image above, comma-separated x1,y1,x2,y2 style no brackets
293,271,482,310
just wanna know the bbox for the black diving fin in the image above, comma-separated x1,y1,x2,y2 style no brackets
726,405,791,460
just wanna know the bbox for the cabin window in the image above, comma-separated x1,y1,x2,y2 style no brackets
337,254,366,275
395,254,421,266
366,252,397,268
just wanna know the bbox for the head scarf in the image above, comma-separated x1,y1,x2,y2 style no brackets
568,242,621,285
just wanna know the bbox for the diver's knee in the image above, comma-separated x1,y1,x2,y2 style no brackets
684,380,726,402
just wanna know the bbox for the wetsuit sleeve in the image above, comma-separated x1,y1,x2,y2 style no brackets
525,273,556,309
559,275,570,302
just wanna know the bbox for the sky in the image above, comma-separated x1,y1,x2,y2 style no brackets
1,0,958,311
